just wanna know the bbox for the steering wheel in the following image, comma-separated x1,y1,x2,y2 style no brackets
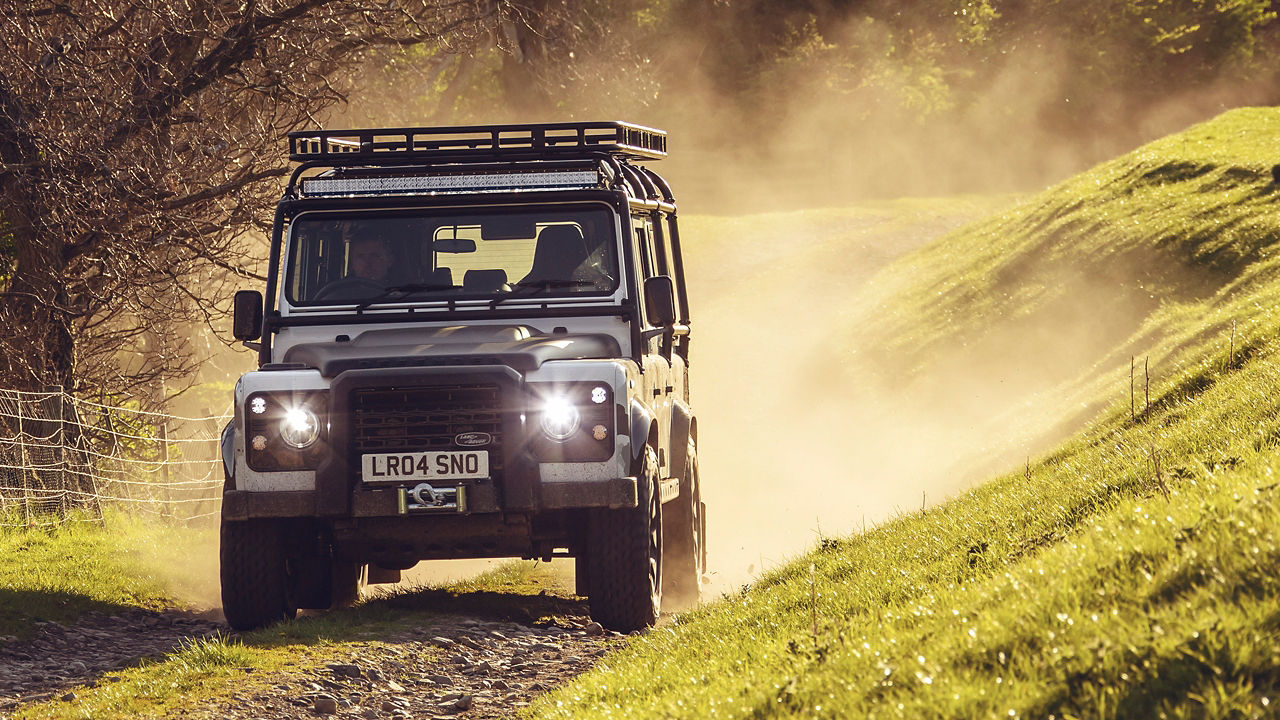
312,277,384,302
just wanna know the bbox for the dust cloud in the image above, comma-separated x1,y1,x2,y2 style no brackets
169,15,1270,607
681,205,1143,595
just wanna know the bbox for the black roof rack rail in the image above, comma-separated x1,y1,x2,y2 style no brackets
288,121,667,164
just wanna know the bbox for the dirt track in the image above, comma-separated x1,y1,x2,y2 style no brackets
0,597,617,719
0,609,224,712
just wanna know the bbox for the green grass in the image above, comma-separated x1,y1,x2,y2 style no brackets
0,511,212,638
528,108,1280,718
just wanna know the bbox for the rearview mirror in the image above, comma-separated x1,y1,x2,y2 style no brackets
434,238,477,253
481,217,537,240
643,275,677,327
232,290,263,341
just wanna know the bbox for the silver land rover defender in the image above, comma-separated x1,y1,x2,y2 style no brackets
222,121,704,632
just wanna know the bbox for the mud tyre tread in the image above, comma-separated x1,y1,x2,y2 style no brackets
587,448,661,633
662,440,703,611
220,518,296,631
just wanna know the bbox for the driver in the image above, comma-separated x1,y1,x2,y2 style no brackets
348,236,392,282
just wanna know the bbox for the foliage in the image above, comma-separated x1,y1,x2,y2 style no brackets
525,108,1280,718
388,0,1279,204
0,0,495,398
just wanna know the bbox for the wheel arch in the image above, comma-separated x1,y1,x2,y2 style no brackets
628,398,657,465
669,400,696,482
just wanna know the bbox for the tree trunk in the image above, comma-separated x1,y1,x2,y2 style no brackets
1,214,76,393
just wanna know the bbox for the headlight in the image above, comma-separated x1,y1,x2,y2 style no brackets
245,391,328,471
540,395,581,442
279,406,320,448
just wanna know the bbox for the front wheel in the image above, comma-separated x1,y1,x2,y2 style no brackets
220,518,297,631
662,439,705,611
587,446,662,632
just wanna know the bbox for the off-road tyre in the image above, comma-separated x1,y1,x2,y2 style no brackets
220,517,297,630
330,561,367,609
662,439,704,611
587,446,662,632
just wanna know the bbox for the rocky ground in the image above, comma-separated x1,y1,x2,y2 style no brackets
0,608,225,711
187,614,614,720
0,601,617,719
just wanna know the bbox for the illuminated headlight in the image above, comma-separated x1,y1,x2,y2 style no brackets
539,395,581,442
279,406,320,449
244,391,328,472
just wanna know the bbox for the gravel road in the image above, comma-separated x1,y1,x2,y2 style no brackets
0,608,224,711
0,598,617,718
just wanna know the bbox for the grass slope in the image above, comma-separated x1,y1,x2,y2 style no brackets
529,108,1280,718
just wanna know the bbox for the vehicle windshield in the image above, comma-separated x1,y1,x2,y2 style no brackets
285,205,619,306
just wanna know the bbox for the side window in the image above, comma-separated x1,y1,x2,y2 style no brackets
634,220,655,279
654,213,683,320
634,217,661,328
650,218,670,276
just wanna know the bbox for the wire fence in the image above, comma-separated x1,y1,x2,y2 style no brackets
0,387,230,527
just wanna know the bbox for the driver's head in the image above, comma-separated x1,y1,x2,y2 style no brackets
348,237,392,281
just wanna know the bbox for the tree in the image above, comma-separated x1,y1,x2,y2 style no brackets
0,0,495,400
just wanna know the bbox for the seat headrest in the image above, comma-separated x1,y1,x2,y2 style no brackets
463,268,508,293
523,225,590,284
428,267,453,286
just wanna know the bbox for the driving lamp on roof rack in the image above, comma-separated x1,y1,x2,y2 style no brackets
301,171,599,197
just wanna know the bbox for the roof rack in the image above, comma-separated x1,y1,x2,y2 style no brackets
289,121,667,164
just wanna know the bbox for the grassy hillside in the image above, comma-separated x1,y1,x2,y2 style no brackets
854,107,1280,382
528,108,1280,718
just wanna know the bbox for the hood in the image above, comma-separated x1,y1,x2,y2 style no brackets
282,324,621,378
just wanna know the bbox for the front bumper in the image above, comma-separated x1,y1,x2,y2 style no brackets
222,476,637,521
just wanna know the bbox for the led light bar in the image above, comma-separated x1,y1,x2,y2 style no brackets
300,171,601,197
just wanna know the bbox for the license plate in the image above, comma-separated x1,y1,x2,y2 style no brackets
361,451,489,482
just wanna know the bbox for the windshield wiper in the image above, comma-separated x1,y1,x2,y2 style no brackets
354,283,455,311
488,279,596,308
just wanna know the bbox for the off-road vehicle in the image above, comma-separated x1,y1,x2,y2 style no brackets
221,121,703,632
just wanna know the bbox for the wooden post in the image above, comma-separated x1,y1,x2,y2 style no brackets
158,406,172,521
15,392,31,527
1144,356,1150,417
41,386,64,519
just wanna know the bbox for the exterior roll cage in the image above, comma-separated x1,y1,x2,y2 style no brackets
255,122,688,368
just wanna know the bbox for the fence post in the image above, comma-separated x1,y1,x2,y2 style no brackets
42,386,65,519
158,414,172,521
15,392,31,527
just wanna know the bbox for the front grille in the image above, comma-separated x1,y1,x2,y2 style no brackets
350,383,504,479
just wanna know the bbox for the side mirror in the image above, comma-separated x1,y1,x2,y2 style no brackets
644,275,677,327
232,290,263,341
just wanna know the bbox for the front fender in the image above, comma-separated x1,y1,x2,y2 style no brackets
221,420,235,488
668,401,695,481
629,398,654,464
